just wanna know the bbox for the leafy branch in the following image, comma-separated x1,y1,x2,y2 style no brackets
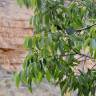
16,0,96,96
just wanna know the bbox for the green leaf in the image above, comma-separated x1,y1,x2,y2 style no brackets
38,72,43,82
60,80,68,96
91,39,96,49
46,70,51,81
24,36,33,49
15,73,21,88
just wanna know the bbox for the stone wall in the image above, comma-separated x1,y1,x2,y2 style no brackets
0,2,61,96
0,0,32,71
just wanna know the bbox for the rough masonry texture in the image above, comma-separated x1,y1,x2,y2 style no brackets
0,0,32,71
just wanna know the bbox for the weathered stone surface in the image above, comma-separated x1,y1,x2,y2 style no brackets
0,0,32,71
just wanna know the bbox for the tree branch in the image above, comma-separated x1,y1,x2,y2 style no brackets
76,23,96,32
71,47,96,61
78,53,93,59
60,53,76,58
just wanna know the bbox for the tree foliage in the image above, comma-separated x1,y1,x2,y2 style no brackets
16,0,96,96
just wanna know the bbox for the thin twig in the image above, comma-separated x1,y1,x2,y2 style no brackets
72,48,94,59
76,23,96,32
60,53,76,57
91,64,96,69
79,58,91,62
78,53,93,59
